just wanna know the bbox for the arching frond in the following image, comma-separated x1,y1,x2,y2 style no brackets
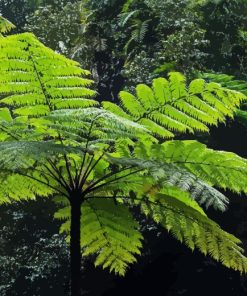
0,141,82,170
0,15,15,35
152,140,247,193
202,73,247,96
46,107,148,145
136,192,247,273
107,147,229,212
0,33,97,121
201,72,247,127
0,173,55,203
56,199,143,275
103,72,246,138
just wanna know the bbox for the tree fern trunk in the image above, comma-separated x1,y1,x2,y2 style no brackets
70,197,82,296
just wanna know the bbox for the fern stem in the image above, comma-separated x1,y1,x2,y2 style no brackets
77,154,95,189
46,159,71,192
83,168,143,195
77,119,95,185
17,171,68,197
78,152,105,190
43,163,70,192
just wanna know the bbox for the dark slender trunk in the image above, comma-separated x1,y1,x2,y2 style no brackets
70,198,82,296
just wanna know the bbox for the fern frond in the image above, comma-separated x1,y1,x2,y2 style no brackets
118,10,139,27
202,73,247,96
136,192,247,273
46,107,148,145
0,141,82,170
201,72,247,127
0,15,15,35
0,172,55,203
56,199,143,276
154,140,247,194
0,33,97,121
103,72,246,138
107,151,229,212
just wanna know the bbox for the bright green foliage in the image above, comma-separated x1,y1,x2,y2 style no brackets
201,72,247,127
56,199,143,276
0,32,97,119
103,72,245,138
0,15,15,35
130,140,247,211
135,192,247,273
202,73,247,96
0,32,247,277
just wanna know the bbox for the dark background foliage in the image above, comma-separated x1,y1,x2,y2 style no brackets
1,0,247,295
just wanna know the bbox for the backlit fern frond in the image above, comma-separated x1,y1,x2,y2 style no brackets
152,140,247,194
46,107,148,146
55,199,143,275
0,33,97,121
136,191,247,273
202,73,247,96
107,152,229,212
103,72,246,138
0,15,15,35
0,173,55,203
201,72,247,127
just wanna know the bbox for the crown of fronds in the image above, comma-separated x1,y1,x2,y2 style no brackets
103,72,246,139
0,33,247,276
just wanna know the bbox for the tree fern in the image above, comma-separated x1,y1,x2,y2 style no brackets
1,32,247,295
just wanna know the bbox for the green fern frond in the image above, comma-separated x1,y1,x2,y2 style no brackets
201,72,247,127
45,108,148,146
0,33,97,121
118,10,139,27
154,140,247,194
0,141,82,170
202,73,247,96
103,72,246,138
107,151,229,212
127,139,247,209
0,15,15,35
0,173,54,203
137,192,247,273
130,20,149,43
56,199,143,276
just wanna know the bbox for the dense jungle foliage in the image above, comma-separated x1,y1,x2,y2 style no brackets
1,0,247,295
